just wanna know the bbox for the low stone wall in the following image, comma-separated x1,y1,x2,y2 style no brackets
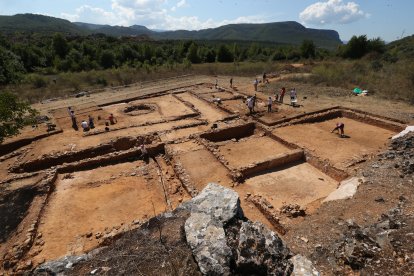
0,129,62,156
246,194,286,235
200,122,256,142
305,152,349,182
341,110,405,132
260,106,341,127
1,170,57,272
239,150,304,178
268,106,405,132
57,143,164,174
10,135,156,173
164,146,199,197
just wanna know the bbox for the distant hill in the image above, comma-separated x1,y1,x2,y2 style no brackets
150,21,341,48
0,13,86,35
0,14,342,48
386,35,414,59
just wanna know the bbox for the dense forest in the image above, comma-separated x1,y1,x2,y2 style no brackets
0,32,387,86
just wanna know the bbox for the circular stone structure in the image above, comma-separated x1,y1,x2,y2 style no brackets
123,104,157,116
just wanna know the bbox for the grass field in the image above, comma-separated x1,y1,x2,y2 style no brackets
3,59,413,104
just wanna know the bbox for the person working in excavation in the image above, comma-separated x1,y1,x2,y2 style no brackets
331,122,345,137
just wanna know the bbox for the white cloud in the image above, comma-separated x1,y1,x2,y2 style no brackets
61,5,119,25
176,0,186,8
61,0,267,30
299,0,367,25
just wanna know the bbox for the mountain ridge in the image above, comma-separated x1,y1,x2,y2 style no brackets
0,13,342,48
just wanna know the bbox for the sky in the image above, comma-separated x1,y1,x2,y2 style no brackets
0,0,413,42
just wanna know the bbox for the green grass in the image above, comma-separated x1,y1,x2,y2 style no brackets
4,60,413,105
300,59,414,103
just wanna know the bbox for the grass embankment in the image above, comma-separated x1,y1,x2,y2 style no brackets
4,60,414,104
6,62,283,103
294,59,414,103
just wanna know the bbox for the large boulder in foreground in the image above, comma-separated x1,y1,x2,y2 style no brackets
182,183,293,275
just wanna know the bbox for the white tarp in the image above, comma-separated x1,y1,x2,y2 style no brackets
392,126,414,140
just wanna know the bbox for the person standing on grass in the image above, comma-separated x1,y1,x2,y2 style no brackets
279,87,286,103
267,96,273,113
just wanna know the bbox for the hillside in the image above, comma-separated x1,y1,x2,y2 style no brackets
0,14,342,48
151,21,341,48
0,14,86,35
386,34,414,59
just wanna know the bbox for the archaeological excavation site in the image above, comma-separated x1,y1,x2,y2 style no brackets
1,75,413,275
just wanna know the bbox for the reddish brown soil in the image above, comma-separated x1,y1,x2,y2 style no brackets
30,160,168,264
236,162,338,210
217,135,293,169
176,92,229,122
273,117,396,170
174,148,233,190
2,74,413,275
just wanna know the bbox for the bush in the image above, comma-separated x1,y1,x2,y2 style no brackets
0,92,37,143
26,74,48,88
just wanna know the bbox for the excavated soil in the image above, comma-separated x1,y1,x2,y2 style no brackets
217,135,293,170
273,117,396,169
1,74,413,275
30,160,169,264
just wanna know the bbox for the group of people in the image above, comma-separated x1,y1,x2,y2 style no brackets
273,87,297,106
68,106,117,132
246,94,257,114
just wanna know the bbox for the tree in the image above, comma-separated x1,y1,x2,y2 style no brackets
186,42,200,63
367,37,386,54
300,40,316,58
217,45,234,62
0,92,37,143
100,50,116,69
341,35,368,59
0,46,26,85
52,33,69,58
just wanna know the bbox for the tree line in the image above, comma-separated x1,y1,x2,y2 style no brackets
0,33,386,85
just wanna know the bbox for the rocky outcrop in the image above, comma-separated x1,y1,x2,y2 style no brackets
291,255,320,276
182,183,243,275
235,221,293,275
182,183,293,275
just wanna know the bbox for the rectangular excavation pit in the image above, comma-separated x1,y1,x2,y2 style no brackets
166,141,234,195
175,92,229,123
160,124,210,142
16,118,203,167
200,122,256,142
28,159,177,264
273,117,398,170
200,123,304,179
220,99,251,115
54,104,110,131
197,90,242,101
234,162,338,211
216,135,303,174
11,135,160,173
101,94,198,127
